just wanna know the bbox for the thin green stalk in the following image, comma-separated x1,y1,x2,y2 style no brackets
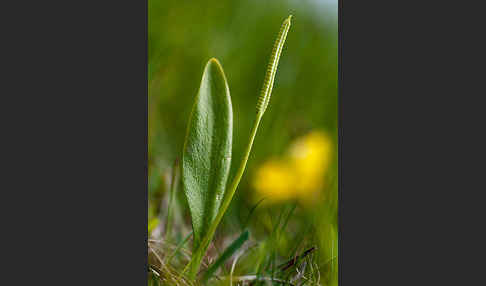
185,15,292,280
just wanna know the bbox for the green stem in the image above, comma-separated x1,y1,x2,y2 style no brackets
186,114,262,279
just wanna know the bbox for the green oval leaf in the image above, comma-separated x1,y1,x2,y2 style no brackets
182,58,233,250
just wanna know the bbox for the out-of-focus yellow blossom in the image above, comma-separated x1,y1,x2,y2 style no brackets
289,131,332,194
253,159,296,201
252,130,333,204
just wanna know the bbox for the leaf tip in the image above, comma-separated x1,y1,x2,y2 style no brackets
207,57,223,71
205,57,229,87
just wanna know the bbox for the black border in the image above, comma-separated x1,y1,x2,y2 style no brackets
5,0,149,284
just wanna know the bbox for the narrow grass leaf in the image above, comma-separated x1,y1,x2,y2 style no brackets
279,203,297,237
165,159,180,241
167,231,193,264
242,198,266,229
202,230,249,283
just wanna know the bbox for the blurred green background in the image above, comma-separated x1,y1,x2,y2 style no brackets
149,0,337,284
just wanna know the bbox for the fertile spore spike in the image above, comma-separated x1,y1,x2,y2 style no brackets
256,15,292,116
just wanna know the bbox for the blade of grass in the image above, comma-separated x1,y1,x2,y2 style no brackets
278,247,316,271
232,275,295,286
167,231,193,264
280,203,297,237
229,249,245,286
242,198,266,229
201,230,249,284
165,159,180,241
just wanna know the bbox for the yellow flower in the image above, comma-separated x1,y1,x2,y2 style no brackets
253,159,296,201
289,131,332,193
252,130,333,204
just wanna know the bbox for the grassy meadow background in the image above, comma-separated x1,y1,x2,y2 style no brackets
148,0,338,284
